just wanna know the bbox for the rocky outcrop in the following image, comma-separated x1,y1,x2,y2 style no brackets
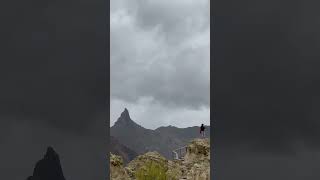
110,153,130,180
27,147,66,180
126,151,169,179
181,138,210,180
110,138,210,180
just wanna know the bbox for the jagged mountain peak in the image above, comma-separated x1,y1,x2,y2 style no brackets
120,108,130,119
113,108,142,128
44,146,59,160
116,108,131,123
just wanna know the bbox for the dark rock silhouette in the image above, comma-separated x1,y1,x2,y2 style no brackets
27,147,66,180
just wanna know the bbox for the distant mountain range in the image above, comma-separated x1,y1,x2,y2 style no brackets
110,108,210,160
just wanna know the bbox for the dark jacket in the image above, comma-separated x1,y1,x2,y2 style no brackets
200,125,205,131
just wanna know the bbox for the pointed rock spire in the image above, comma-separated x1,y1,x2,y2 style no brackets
44,146,59,160
113,108,140,128
120,108,130,119
117,108,132,123
27,146,66,180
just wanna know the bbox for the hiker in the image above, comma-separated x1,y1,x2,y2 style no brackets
200,124,205,138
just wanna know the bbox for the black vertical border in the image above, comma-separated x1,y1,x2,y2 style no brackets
105,0,110,178
210,0,216,179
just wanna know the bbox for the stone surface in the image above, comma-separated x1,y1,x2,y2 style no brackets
110,153,130,180
110,138,210,180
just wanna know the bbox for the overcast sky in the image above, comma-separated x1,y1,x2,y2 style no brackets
110,0,210,129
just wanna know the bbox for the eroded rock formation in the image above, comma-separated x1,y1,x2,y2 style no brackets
110,138,210,180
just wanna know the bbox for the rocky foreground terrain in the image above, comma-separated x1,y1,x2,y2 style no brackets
110,138,210,180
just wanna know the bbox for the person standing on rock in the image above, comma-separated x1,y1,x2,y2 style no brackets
200,124,205,138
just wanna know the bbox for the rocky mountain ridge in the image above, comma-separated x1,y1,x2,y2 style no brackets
111,108,210,160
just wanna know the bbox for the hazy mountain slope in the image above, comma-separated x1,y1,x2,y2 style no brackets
155,125,211,140
110,108,210,159
110,136,138,164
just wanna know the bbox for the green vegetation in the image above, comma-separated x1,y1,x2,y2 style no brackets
135,161,172,180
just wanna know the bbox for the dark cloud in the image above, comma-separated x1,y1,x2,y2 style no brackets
215,146,320,180
134,0,209,44
213,0,320,179
0,0,107,134
214,0,320,151
0,0,108,179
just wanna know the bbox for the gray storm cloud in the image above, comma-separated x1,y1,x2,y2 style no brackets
110,0,210,128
